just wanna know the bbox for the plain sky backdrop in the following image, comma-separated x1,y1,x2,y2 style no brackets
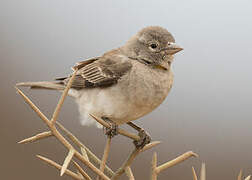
1,0,252,179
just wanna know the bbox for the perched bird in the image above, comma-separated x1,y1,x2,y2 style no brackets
17,26,183,148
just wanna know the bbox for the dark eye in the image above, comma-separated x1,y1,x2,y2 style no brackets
150,43,158,49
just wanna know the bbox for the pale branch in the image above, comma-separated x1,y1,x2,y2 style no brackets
51,70,77,125
89,114,140,141
238,170,243,180
200,163,206,180
192,167,198,180
61,148,75,176
48,118,110,180
81,147,90,162
18,131,52,144
125,166,135,180
112,141,160,180
98,137,112,179
151,152,157,180
77,171,84,179
37,155,83,180
141,141,161,152
73,161,92,180
16,87,110,180
238,170,251,180
112,148,140,180
16,88,50,125
56,121,114,177
155,151,198,174
16,67,202,180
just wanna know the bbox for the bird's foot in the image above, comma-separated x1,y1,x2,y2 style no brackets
133,128,151,149
102,117,118,138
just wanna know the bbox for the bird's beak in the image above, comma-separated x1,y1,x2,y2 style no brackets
165,43,183,55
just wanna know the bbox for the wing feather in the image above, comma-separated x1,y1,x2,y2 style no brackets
60,51,132,89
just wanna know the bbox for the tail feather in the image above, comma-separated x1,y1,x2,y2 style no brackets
16,81,65,90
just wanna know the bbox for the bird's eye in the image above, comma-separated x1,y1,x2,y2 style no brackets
150,43,158,49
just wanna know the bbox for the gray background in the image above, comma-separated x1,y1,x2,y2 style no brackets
1,0,252,179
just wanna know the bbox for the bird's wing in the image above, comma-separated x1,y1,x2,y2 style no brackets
60,52,132,89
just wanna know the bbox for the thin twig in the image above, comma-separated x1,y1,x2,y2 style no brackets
97,137,112,180
77,171,84,179
125,166,135,180
81,147,90,162
37,155,83,180
112,148,140,180
112,141,160,180
200,163,206,180
18,131,52,144
17,88,110,180
51,122,110,180
141,141,161,152
238,170,243,180
151,152,157,180
155,151,198,174
73,161,92,180
56,121,114,177
90,114,140,141
61,148,75,176
16,87,51,125
51,70,77,125
192,166,198,180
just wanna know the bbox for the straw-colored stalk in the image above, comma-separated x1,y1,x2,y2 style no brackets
16,67,198,180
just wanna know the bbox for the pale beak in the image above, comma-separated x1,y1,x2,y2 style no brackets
165,43,183,55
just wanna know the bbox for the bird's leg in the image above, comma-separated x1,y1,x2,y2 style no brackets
127,122,151,149
101,116,118,138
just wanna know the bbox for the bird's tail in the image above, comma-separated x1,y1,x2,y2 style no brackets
16,81,65,90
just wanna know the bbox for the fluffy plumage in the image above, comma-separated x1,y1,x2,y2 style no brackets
16,26,183,127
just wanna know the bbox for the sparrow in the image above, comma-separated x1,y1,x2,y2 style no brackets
17,26,183,148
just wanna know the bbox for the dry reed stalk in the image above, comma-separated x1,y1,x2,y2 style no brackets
73,161,92,180
51,70,77,125
150,151,198,179
17,67,198,180
37,155,83,180
238,170,243,180
90,114,140,141
192,167,198,180
238,170,251,180
56,121,114,177
155,151,198,174
18,131,52,144
200,163,206,180
112,141,160,180
80,147,90,162
151,152,157,180
97,137,112,180
61,148,75,176
125,166,135,180
16,69,110,180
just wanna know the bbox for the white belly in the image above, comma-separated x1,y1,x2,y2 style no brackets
75,62,173,127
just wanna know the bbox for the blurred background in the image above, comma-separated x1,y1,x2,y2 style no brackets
1,0,252,179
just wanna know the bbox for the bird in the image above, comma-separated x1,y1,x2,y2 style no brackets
17,26,183,148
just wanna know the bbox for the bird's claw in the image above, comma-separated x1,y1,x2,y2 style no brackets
102,117,118,138
133,129,151,149
105,123,118,138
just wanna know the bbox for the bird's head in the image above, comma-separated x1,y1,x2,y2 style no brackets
123,26,183,70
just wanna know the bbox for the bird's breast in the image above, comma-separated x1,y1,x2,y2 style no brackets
76,61,174,125
116,61,174,120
